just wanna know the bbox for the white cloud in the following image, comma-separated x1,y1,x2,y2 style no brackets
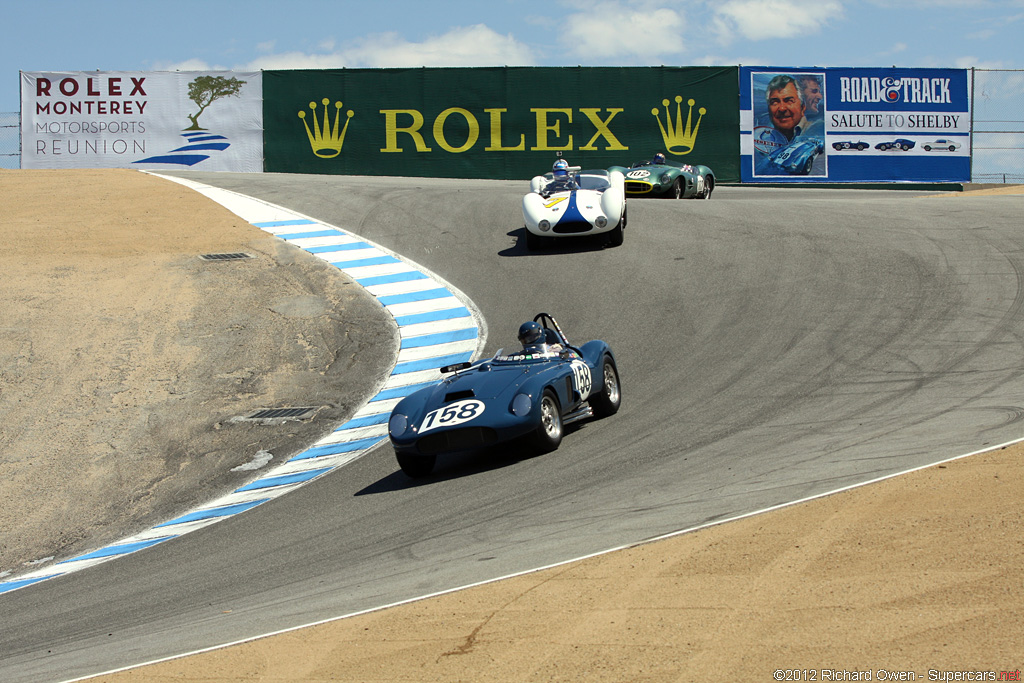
237,24,534,71
953,55,1010,69
713,0,844,43
151,58,225,72
562,3,686,59
344,25,534,67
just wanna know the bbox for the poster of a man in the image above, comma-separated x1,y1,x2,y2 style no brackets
798,74,824,118
752,71,826,177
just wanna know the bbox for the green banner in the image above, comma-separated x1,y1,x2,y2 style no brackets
264,67,739,182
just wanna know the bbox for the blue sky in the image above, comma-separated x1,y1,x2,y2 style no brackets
4,0,1023,113
4,0,1023,177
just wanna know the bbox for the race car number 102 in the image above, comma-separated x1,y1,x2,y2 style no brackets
419,399,486,433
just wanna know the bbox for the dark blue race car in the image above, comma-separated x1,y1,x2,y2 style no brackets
388,313,621,477
832,140,869,151
766,136,825,175
875,138,915,151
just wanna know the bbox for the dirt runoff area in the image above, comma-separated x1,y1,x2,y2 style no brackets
3,170,1023,682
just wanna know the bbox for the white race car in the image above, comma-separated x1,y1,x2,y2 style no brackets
922,138,962,152
522,164,626,250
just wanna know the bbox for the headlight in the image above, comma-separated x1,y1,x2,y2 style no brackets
388,413,409,437
511,393,532,417
538,219,551,232
595,215,608,228
660,173,672,184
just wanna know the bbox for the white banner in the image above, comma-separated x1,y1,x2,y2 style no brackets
21,71,263,171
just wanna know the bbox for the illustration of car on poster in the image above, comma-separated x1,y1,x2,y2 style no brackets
922,139,961,152
832,141,869,151
387,313,621,478
875,139,916,151
607,155,714,199
764,137,826,175
522,159,627,250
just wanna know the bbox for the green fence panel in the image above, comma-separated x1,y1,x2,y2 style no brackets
264,66,739,182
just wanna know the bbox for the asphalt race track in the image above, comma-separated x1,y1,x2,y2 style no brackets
3,175,1024,682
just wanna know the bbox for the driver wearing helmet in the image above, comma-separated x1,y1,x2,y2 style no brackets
546,158,577,194
653,152,666,165
518,320,562,355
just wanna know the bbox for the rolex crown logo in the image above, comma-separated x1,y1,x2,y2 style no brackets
652,96,706,155
298,98,354,159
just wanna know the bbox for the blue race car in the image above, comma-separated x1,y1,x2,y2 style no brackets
388,313,621,477
766,136,825,175
875,138,915,151
832,140,869,151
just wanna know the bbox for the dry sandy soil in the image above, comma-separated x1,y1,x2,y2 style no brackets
1,170,1021,682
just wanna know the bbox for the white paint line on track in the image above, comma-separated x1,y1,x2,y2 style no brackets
58,433,1024,683
0,172,487,596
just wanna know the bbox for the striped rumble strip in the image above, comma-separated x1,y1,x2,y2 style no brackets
0,174,484,595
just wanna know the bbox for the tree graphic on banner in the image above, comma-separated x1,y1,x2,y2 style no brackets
185,75,245,130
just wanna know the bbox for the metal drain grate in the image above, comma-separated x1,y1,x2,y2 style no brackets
199,252,255,261
246,407,319,420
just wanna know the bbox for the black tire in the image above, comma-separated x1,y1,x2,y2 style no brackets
671,177,683,199
923,145,932,151
700,176,713,199
607,207,625,247
525,229,542,251
530,389,563,454
901,143,910,151
607,223,624,247
396,452,436,478
949,145,956,151
590,356,621,418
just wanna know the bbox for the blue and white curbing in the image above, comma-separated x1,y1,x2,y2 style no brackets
0,174,486,595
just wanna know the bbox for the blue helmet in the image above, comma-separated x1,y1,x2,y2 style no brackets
653,152,666,165
552,159,569,177
518,321,544,346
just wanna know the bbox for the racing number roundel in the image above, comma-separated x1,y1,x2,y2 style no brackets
570,360,592,399
626,169,651,179
419,399,485,433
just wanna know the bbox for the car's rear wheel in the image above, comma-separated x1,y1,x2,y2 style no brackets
396,452,436,478
590,356,621,418
530,390,563,453
699,176,713,199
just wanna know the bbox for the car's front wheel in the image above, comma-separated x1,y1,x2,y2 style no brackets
590,356,621,418
530,390,563,453
607,208,626,247
396,452,436,478
525,229,542,251
671,178,683,199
